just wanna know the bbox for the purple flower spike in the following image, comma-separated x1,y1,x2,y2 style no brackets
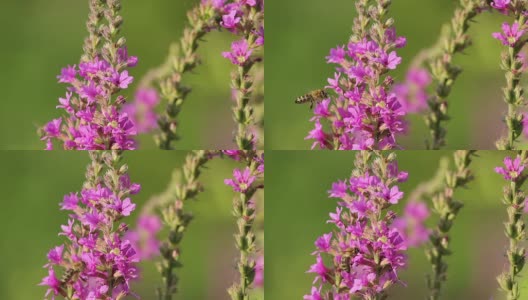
307,27,407,149
41,154,140,299
306,153,408,299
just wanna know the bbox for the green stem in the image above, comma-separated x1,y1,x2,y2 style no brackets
155,4,220,149
425,0,485,149
497,14,526,150
155,151,214,299
497,151,528,300
426,150,476,299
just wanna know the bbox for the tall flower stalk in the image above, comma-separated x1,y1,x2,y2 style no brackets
426,150,476,300
224,150,264,299
305,151,409,300
495,151,528,300
306,0,407,150
40,0,138,150
154,150,214,300
39,151,141,299
155,0,264,150
492,1,528,150
220,1,265,150
425,0,487,149
155,3,221,149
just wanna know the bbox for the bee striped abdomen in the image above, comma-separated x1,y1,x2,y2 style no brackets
61,269,74,283
295,89,328,109
295,94,313,104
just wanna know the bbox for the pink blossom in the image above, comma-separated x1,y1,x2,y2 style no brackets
492,22,525,47
222,39,252,65
495,156,525,180
57,65,77,83
39,267,62,299
221,9,240,29
224,167,256,193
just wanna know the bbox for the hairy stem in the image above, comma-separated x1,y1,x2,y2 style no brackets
496,13,527,150
156,151,215,300
425,0,486,149
497,151,528,300
426,150,476,299
228,153,263,300
155,5,220,149
82,0,105,62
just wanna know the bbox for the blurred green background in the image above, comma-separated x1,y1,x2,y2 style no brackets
0,151,263,300
267,150,527,300
0,0,241,150
266,0,519,150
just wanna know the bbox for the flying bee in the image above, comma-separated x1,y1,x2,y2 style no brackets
295,89,329,109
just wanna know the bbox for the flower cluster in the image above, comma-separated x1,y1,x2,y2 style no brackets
42,51,138,150
306,1,406,150
40,1,138,150
306,154,408,299
122,88,160,134
218,0,264,66
393,201,430,247
393,68,431,114
40,153,141,299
